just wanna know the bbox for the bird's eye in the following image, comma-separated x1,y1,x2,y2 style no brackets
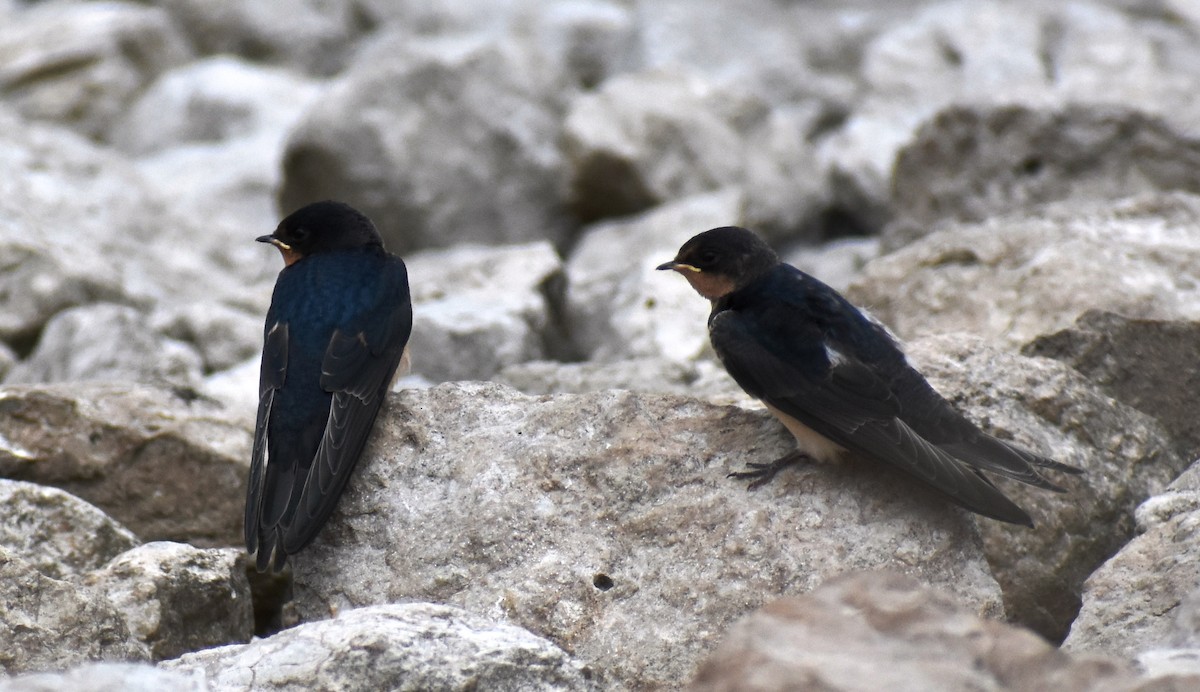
291,227,308,241
699,250,718,265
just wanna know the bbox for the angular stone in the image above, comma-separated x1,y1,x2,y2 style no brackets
111,56,324,238
1064,461,1200,657
405,241,564,382
532,0,639,90
162,603,595,691
564,189,742,363
0,2,191,141
0,383,252,546
149,0,365,76
887,105,1200,249
6,303,205,388
496,357,742,402
689,571,1189,692
818,0,1200,232
85,543,253,661
290,382,1002,689
561,69,826,238
847,193,1200,349
907,334,1187,641
0,663,205,692
0,547,149,675
150,302,263,375
1023,310,1200,461
279,33,571,253
0,479,138,581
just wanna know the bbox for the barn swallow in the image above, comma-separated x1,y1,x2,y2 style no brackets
245,200,413,571
657,226,1081,526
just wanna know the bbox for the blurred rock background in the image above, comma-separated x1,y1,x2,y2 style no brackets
2,0,1200,689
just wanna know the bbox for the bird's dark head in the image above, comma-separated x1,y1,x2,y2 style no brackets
257,201,383,266
656,226,778,300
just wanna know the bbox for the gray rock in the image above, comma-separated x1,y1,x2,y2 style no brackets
290,382,1002,689
199,356,259,419
1064,460,1200,657
847,193,1200,349
0,2,191,140
783,236,880,295
0,663,205,692
85,543,253,661
533,1,639,89
0,546,149,675
149,0,365,76
1138,649,1200,681
6,304,205,388
0,105,268,345
818,0,1200,232
111,55,323,156
688,571,1189,692
163,603,595,692
0,479,138,581
0,341,14,380
1024,310,1200,461
561,69,826,238
631,0,861,110
564,189,742,363
405,241,564,382
150,302,263,375
907,334,1186,641
279,32,571,254
496,357,742,402
887,105,1200,249
111,56,323,239
0,382,252,546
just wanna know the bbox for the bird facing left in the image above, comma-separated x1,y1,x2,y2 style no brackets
245,200,413,572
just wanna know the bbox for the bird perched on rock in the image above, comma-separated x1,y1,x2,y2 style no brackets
246,201,412,571
657,226,1081,526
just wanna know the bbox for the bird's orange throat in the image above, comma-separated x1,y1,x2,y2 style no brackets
676,269,736,300
279,247,303,266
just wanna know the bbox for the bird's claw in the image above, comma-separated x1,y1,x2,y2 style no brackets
728,451,809,490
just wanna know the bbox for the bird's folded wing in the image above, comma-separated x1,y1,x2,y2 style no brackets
245,319,288,556
710,310,1033,524
283,275,413,552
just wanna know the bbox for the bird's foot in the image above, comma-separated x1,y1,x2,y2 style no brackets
728,450,810,490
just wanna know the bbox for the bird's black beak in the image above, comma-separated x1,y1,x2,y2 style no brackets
256,234,292,251
656,261,701,273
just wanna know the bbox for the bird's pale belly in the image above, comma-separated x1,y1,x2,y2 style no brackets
763,402,846,463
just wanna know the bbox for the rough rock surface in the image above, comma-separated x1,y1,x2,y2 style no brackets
907,335,1186,642
0,2,191,140
1064,461,1200,658
0,662,205,692
818,0,1200,231
151,0,366,76
279,33,572,253
85,543,253,661
0,479,138,580
1024,310,1200,461
405,241,565,382
497,357,742,402
5,303,205,388
290,382,1002,689
163,603,595,692
689,571,1199,691
0,383,252,546
887,105,1200,249
847,193,1200,349
0,546,149,675
112,55,323,238
564,190,742,363
561,68,825,237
